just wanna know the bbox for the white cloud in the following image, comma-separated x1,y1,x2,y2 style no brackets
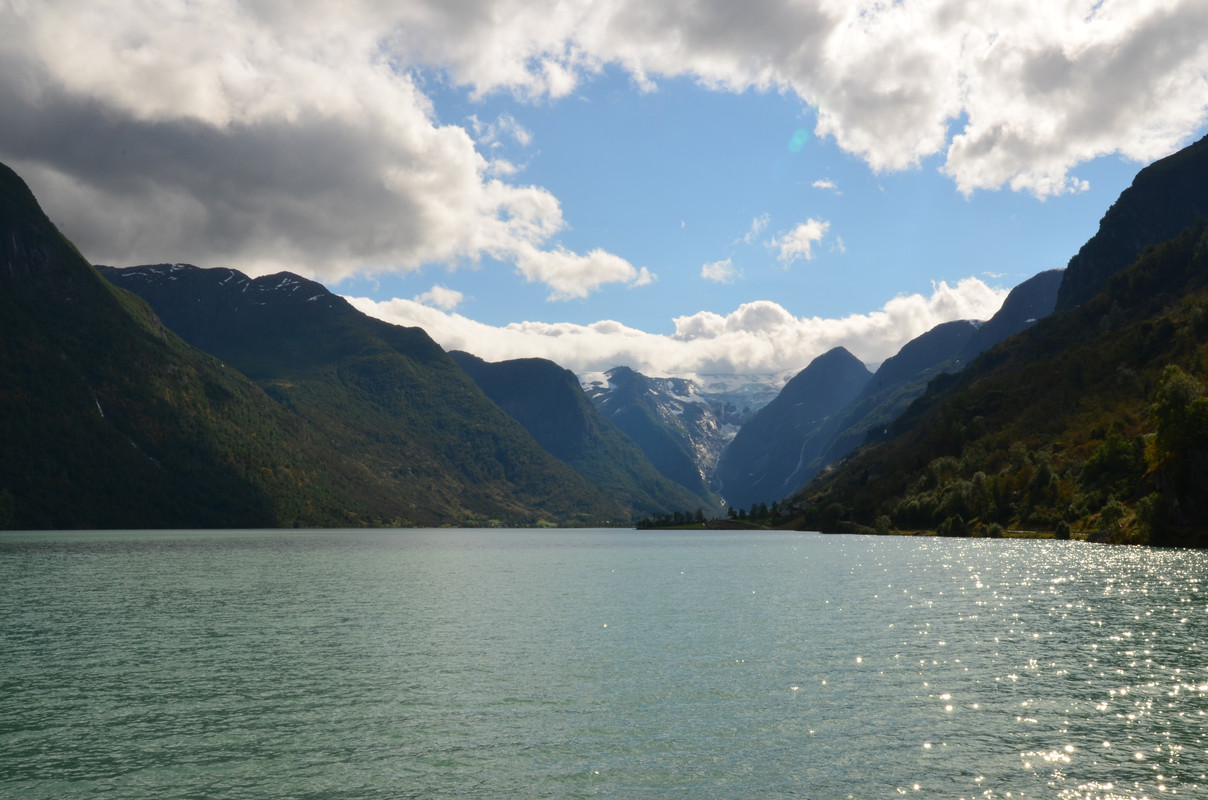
347,276,1008,376
701,258,739,284
812,178,838,191
470,113,533,148
742,214,769,244
414,284,464,310
511,242,654,300
771,219,831,265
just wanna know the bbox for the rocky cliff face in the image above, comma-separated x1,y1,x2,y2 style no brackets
583,367,736,501
1056,133,1208,311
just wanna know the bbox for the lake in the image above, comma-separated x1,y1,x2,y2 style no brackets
2,529,1206,798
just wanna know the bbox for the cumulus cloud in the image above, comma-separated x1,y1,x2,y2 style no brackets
414,284,464,310
0,0,646,300
512,242,655,300
812,178,839,192
384,0,1208,198
701,258,739,284
347,276,1008,377
771,220,831,265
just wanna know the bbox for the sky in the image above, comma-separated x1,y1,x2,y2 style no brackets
3,0,1207,380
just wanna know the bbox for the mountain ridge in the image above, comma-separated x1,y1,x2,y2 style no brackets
582,366,732,502
1056,132,1208,311
100,262,637,526
1,163,407,528
792,216,1208,545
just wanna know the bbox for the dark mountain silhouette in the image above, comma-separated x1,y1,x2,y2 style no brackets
810,268,1065,472
787,129,1208,547
795,218,1208,546
710,268,1063,512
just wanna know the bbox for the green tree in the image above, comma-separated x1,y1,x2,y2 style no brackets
938,514,967,537
1082,433,1142,491
1100,498,1126,532
1150,366,1208,464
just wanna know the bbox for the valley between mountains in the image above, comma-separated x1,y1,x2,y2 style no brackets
4,132,1208,541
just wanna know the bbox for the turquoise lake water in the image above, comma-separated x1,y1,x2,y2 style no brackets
2,529,1206,798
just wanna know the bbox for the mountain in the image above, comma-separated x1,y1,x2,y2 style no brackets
99,263,633,526
788,133,1208,545
583,366,734,502
687,373,789,421
792,217,1208,546
958,269,1064,363
709,268,1063,512
0,162,413,529
712,347,873,510
1056,132,1208,311
803,319,980,471
450,352,719,515
811,269,1065,469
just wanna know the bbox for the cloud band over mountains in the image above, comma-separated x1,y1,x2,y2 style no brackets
2,0,1206,302
348,276,1007,377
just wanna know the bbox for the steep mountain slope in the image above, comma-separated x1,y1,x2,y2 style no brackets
804,320,979,472
583,367,730,501
1056,132,1208,310
958,268,1064,363
0,162,402,529
100,264,629,526
808,269,1065,473
793,218,1208,546
450,352,719,515
710,269,1062,512
713,347,873,510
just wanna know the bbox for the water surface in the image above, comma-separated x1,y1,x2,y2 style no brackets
2,529,1206,798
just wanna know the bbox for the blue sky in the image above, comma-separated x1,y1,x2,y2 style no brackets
3,1,1207,378
339,66,1147,331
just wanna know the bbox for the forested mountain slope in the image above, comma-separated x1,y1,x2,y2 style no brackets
793,219,1208,546
1057,132,1208,310
101,264,632,526
0,163,403,528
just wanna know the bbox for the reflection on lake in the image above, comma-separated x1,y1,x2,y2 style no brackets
2,529,1206,798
